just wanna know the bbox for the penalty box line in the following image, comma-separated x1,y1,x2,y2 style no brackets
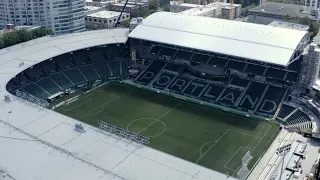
224,126,272,175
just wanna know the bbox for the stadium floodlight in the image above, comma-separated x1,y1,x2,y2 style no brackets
276,144,292,180
97,120,150,145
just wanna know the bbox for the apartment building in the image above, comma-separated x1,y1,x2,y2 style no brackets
0,0,85,34
85,10,129,29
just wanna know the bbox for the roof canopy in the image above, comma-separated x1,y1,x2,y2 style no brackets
128,12,308,66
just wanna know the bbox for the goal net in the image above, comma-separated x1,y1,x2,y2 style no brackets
236,150,253,180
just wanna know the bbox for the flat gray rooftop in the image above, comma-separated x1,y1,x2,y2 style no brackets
249,2,311,18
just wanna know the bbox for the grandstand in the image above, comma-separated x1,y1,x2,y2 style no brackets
0,12,318,180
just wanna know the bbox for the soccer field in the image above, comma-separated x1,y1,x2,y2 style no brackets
56,82,280,176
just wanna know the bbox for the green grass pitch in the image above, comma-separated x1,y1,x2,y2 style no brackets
56,83,279,176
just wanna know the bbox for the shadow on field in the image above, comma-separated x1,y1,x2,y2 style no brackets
102,83,263,131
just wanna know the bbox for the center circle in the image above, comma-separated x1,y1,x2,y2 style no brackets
127,118,166,138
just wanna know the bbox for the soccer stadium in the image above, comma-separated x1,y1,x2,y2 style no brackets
1,12,320,180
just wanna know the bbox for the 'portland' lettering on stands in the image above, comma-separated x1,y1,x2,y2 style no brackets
219,92,236,104
140,71,155,81
170,79,186,90
259,99,277,113
155,75,172,86
202,86,217,100
188,82,205,94
240,95,259,109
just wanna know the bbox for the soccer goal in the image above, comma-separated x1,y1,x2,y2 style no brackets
236,150,253,180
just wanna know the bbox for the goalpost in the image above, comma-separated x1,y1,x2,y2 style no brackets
236,150,253,180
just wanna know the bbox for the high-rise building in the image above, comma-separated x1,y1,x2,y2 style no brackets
0,0,85,34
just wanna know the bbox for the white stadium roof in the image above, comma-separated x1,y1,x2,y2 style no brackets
128,12,308,66
0,29,236,180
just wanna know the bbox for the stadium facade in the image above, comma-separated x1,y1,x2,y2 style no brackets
1,12,320,180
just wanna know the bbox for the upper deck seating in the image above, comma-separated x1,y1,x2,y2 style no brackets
55,54,74,70
50,72,74,89
78,65,100,81
63,68,87,85
226,60,246,71
92,62,111,78
208,56,228,67
23,82,49,99
108,61,121,77
244,64,266,76
175,50,193,61
191,54,210,64
36,78,62,95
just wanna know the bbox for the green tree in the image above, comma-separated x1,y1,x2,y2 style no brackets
309,22,319,39
301,17,310,25
149,0,160,10
143,9,157,18
0,38,4,49
162,4,170,12
16,29,33,42
120,19,130,28
2,31,20,47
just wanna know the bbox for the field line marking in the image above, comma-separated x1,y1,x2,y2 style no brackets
229,129,262,139
63,96,92,111
78,95,119,119
195,129,229,164
199,140,217,157
224,146,243,169
137,102,182,134
251,124,272,152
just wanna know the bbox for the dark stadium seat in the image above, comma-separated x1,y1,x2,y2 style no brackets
278,104,295,119
39,60,56,74
6,80,19,92
159,47,177,56
191,54,210,64
226,60,246,71
15,73,31,86
208,56,228,67
150,46,162,54
218,88,242,106
285,72,298,83
92,62,111,78
244,64,266,76
24,66,43,79
55,54,74,70
23,82,49,99
287,60,300,72
50,72,74,89
78,65,100,81
121,61,128,77
136,60,166,85
152,72,176,89
36,78,62,95
265,68,286,80
229,77,249,88
184,80,207,97
88,50,106,62
63,68,87,85
104,45,120,60
164,63,183,73
108,61,121,77
238,81,266,110
72,51,88,66
257,85,287,115
167,76,191,94
175,50,193,61
200,84,224,102
286,110,310,125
